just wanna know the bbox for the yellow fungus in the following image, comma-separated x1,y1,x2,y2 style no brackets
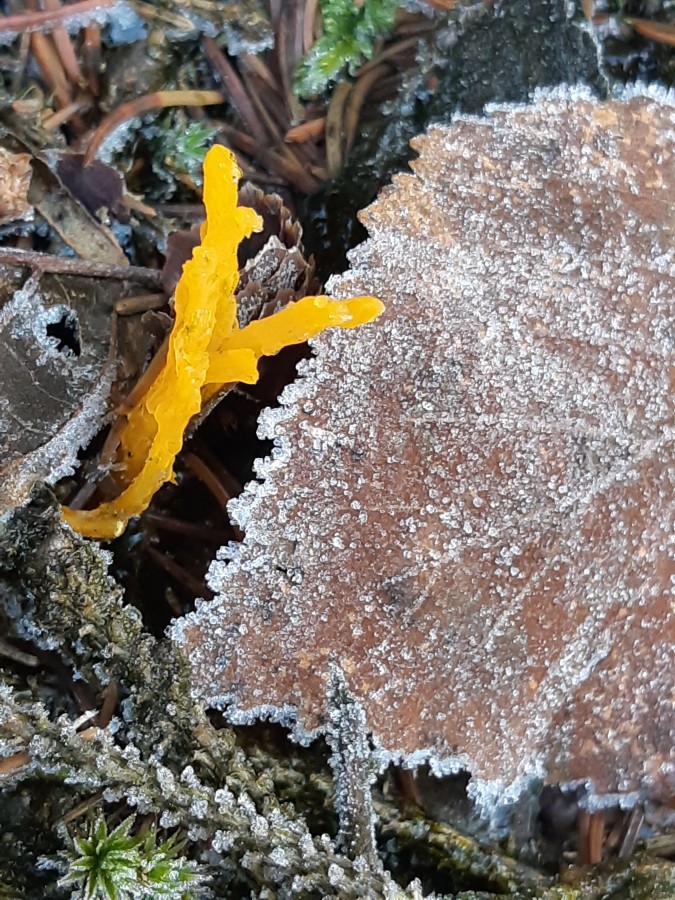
63,145,384,540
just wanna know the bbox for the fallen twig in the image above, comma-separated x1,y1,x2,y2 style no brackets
114,293,166,316
343,64,391,157
43,0,83,86
325,81,351,178
218,126,321,193
0,247,162,287
42,96,93,130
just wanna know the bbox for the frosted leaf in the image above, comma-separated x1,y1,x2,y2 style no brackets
0,271,118,516
174,89,675,807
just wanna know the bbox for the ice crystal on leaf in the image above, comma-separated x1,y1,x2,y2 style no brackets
0,273,118,517
174,88,675,809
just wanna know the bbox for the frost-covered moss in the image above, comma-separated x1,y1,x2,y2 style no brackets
0,491,430,896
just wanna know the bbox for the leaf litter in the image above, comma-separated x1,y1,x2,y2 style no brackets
174,86,675,813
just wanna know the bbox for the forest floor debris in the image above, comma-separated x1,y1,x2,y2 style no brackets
0,1,673,897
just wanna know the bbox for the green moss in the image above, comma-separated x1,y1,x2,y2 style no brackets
295,0,398,97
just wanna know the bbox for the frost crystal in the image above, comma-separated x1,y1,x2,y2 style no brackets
174,89,675,807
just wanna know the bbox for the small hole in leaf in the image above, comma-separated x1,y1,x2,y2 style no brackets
46,310,81,357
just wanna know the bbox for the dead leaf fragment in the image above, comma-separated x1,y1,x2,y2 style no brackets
174,88,675,808
0,148,32,224
0,268,124,515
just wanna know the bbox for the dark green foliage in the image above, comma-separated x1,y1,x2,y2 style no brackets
295,0,399,97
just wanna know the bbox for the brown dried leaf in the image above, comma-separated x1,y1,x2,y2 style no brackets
174,89,675,807
0,148,32,224
55,152,125,220
0,115,127,265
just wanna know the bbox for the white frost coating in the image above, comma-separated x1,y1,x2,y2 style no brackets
0,373,113,517
173,87,675,810
0,1,135,45
0,277,114,517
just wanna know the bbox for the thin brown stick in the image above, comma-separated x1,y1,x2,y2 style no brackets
203,37,268,145
393,13,438,36
183,452,235,510
619,807,644,858
343,64,390,158
577,811,589,865
11,31,31,96
325,80,351,178
0,247,161,286
286,117,326,142
60,792,104,824
0,751,29,777
115,293,166,316
578,810,605,865
131,0,194,32
218,128,320,193
143,512,231,544
423,0,459,8
588,810,605,865
240,51,283,96
358,36,423,75
163,586,183,618
30,31,71,109
604,813,625,852
145,546,213,600
193,442,243,506
83,22,101,95
276,9,303,122
0,638,39,668
304,0,319,52
43,0,82,86
43,96,92,130
0,0,114,33
241,71,286,145
84,89,225,166
97,681,118,729
626,16,675,46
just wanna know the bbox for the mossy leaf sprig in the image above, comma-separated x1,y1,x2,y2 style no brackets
295,0,398,97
